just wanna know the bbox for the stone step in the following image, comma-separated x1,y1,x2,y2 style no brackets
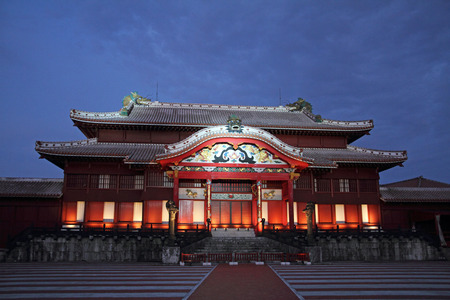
211,228,255,238
183,236,297,255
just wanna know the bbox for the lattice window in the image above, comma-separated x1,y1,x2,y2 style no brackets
359,179,377,193
89,175,117,189
294,175,311,189
66,174,88,188
333,179,357,193
134,175,144,190
314,178,331,192
261,181,283,189
120,175,144,190
212,180,252,192
147,170,173,187
180,179,204,188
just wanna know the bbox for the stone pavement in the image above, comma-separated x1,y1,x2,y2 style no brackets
0,263,214,299
271,262,450,299
1,262,450,299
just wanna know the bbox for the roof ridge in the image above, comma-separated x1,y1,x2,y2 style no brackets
0,177,63,182
347,145,407,158
70,100,374,126
36,138,98,149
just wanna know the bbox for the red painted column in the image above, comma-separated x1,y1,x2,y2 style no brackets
288,177,295,230
206,178,212,231
257,181,262,233
172,170,180,229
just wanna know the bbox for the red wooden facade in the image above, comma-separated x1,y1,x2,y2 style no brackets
35,96,408,234
0,178,62,247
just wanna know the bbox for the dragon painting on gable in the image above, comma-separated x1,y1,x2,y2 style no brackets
183,143,287,165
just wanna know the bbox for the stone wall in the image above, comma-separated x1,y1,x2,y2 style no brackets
4,233,444,263
6,235,169,263
304,235,442,263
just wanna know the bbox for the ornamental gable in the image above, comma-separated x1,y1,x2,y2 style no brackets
182,143,288,165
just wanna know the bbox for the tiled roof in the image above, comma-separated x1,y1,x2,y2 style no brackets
36,138,407,169
70,101,374,132
380,187,450,203
0,178,63,198
302,146,407,168
381,176,450,188
35,139,165,164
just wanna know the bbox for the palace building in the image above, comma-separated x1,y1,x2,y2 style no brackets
34,94,408,234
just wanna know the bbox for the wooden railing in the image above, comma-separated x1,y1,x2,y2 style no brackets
180,252,311,263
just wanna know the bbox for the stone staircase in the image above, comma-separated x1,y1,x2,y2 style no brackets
182,235,300,255
211,228,255,238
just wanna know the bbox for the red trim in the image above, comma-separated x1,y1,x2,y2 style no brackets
177,171,291,181
158,137,308,170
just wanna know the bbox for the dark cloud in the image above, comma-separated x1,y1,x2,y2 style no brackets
0,0,449,184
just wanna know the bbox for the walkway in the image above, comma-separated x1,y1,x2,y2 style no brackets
188,263,300,300
1,262,450,299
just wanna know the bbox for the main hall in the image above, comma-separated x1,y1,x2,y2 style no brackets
35,94,407,234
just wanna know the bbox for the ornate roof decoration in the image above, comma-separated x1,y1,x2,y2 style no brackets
182,143,289,165
227,114,243,132
70,100,374,134
156,125,306,166
120,92,151,116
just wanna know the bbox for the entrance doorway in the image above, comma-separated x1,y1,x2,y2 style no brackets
210,180,253,227
211,200,252,226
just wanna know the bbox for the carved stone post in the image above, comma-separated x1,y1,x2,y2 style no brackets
303,202,315,239
166,199,179,240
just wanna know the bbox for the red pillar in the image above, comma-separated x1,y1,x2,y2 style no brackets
257,181,262,233
288,178,294,230
172,170,179,228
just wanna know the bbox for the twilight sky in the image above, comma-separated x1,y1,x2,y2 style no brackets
1,0,449,184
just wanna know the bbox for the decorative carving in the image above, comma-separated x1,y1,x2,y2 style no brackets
183,143,287,165
263,190,275,199
185,189,198,199
303,202,315,237
120,92,151,116
227,114,242,132
166,199,179,239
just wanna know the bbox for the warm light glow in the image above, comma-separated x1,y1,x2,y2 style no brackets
335,204,345,223
162,200,169,223
193,201,204,223
76,201,85,222
286,202,298,224
294,202,298,223
103,202,115,222
361,204,369,223
133,202,143,222
315,204,319,223
365,225,379,230
262,201,268,223
62,224,79,229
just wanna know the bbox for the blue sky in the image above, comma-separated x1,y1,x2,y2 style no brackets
1,0,449,184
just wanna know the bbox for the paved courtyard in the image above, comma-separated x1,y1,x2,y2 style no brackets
0,262,449,299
